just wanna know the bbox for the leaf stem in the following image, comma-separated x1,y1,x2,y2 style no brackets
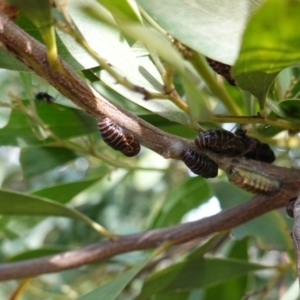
210,114,300,131
188,53,242,116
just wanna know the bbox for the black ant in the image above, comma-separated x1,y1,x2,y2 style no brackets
35,92,55,104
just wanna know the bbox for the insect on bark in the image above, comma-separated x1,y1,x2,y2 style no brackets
35,92,55,104
227,167,281,194
235,129,275,163
181,149,218,178
195,129,246,155
98,117,140,157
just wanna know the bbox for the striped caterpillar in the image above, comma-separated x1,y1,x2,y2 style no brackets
227,167,281,194
181,149,218,178
98,117,140,157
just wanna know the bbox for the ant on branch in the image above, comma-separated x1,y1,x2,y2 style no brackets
34,92,56,104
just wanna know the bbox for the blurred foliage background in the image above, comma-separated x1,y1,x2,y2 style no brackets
0,0,300,299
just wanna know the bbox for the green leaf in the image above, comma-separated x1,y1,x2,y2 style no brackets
7,0,57,64
154,291,190,300
0,189,112,236
78,259,148,300
232,211,290,251
233,0,300,76
98,0,142,23
7,0,52,32
279,99,300,119
182,77,211,122
7,247,69,262
0,102,97,146
138,0,264,65
211,181,251,209
188,233,228,260
151,177,211,228
212,182,290,250
235,71,279,110
202,238,249,300
137,257,268,299
20,147,77,178
30,177,105,203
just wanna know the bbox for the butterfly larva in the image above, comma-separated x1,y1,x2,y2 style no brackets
181,149,218,178
195,129,276,163
227,167,281,194
235,129,275,163
35,92,55,104
98,117,140,157
195,129,246,155
206,57,236,86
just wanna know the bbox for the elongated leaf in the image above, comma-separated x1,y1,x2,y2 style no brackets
7,0,58,67
138,0,264,65
279,99,300,119
0,189,111,236
78,255,150,300
233,0,300,76
0,102,97,147
98,0,142,23
30,177,105,203
212,181,290,250
7,247,69,262
182,77,211,122
20,147,77,178
0,189,88,219
235,71,279,110
151,177,211,228
232,211,290,251
137,257,268,299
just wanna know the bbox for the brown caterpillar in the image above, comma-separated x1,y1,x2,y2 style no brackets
235,129,275,163
195,129,275,163
195,129,246,155
205,57,236,86
227,167,281,194
181,149,218,178
98,117,140,157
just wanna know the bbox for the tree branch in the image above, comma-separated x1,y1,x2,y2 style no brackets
0,12,300,281
292,193,300,286
0,189,296,281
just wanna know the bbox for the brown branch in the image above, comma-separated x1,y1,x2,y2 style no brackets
0,189,296,281
0,12,297,177
0,12,300,281
0,12,190,159
292,193,300,286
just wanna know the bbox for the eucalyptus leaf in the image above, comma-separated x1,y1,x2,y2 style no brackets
78,259,147,300
30,177,105,203
279,99,300,119
20,147,77,178
0,189,111,235
151,177,212,228
138,0,264,65
233,0,300,76
235,71,279,110
137,257,268,299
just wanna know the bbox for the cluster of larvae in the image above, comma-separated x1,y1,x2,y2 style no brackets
181,129,280,194
97,118,279,195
